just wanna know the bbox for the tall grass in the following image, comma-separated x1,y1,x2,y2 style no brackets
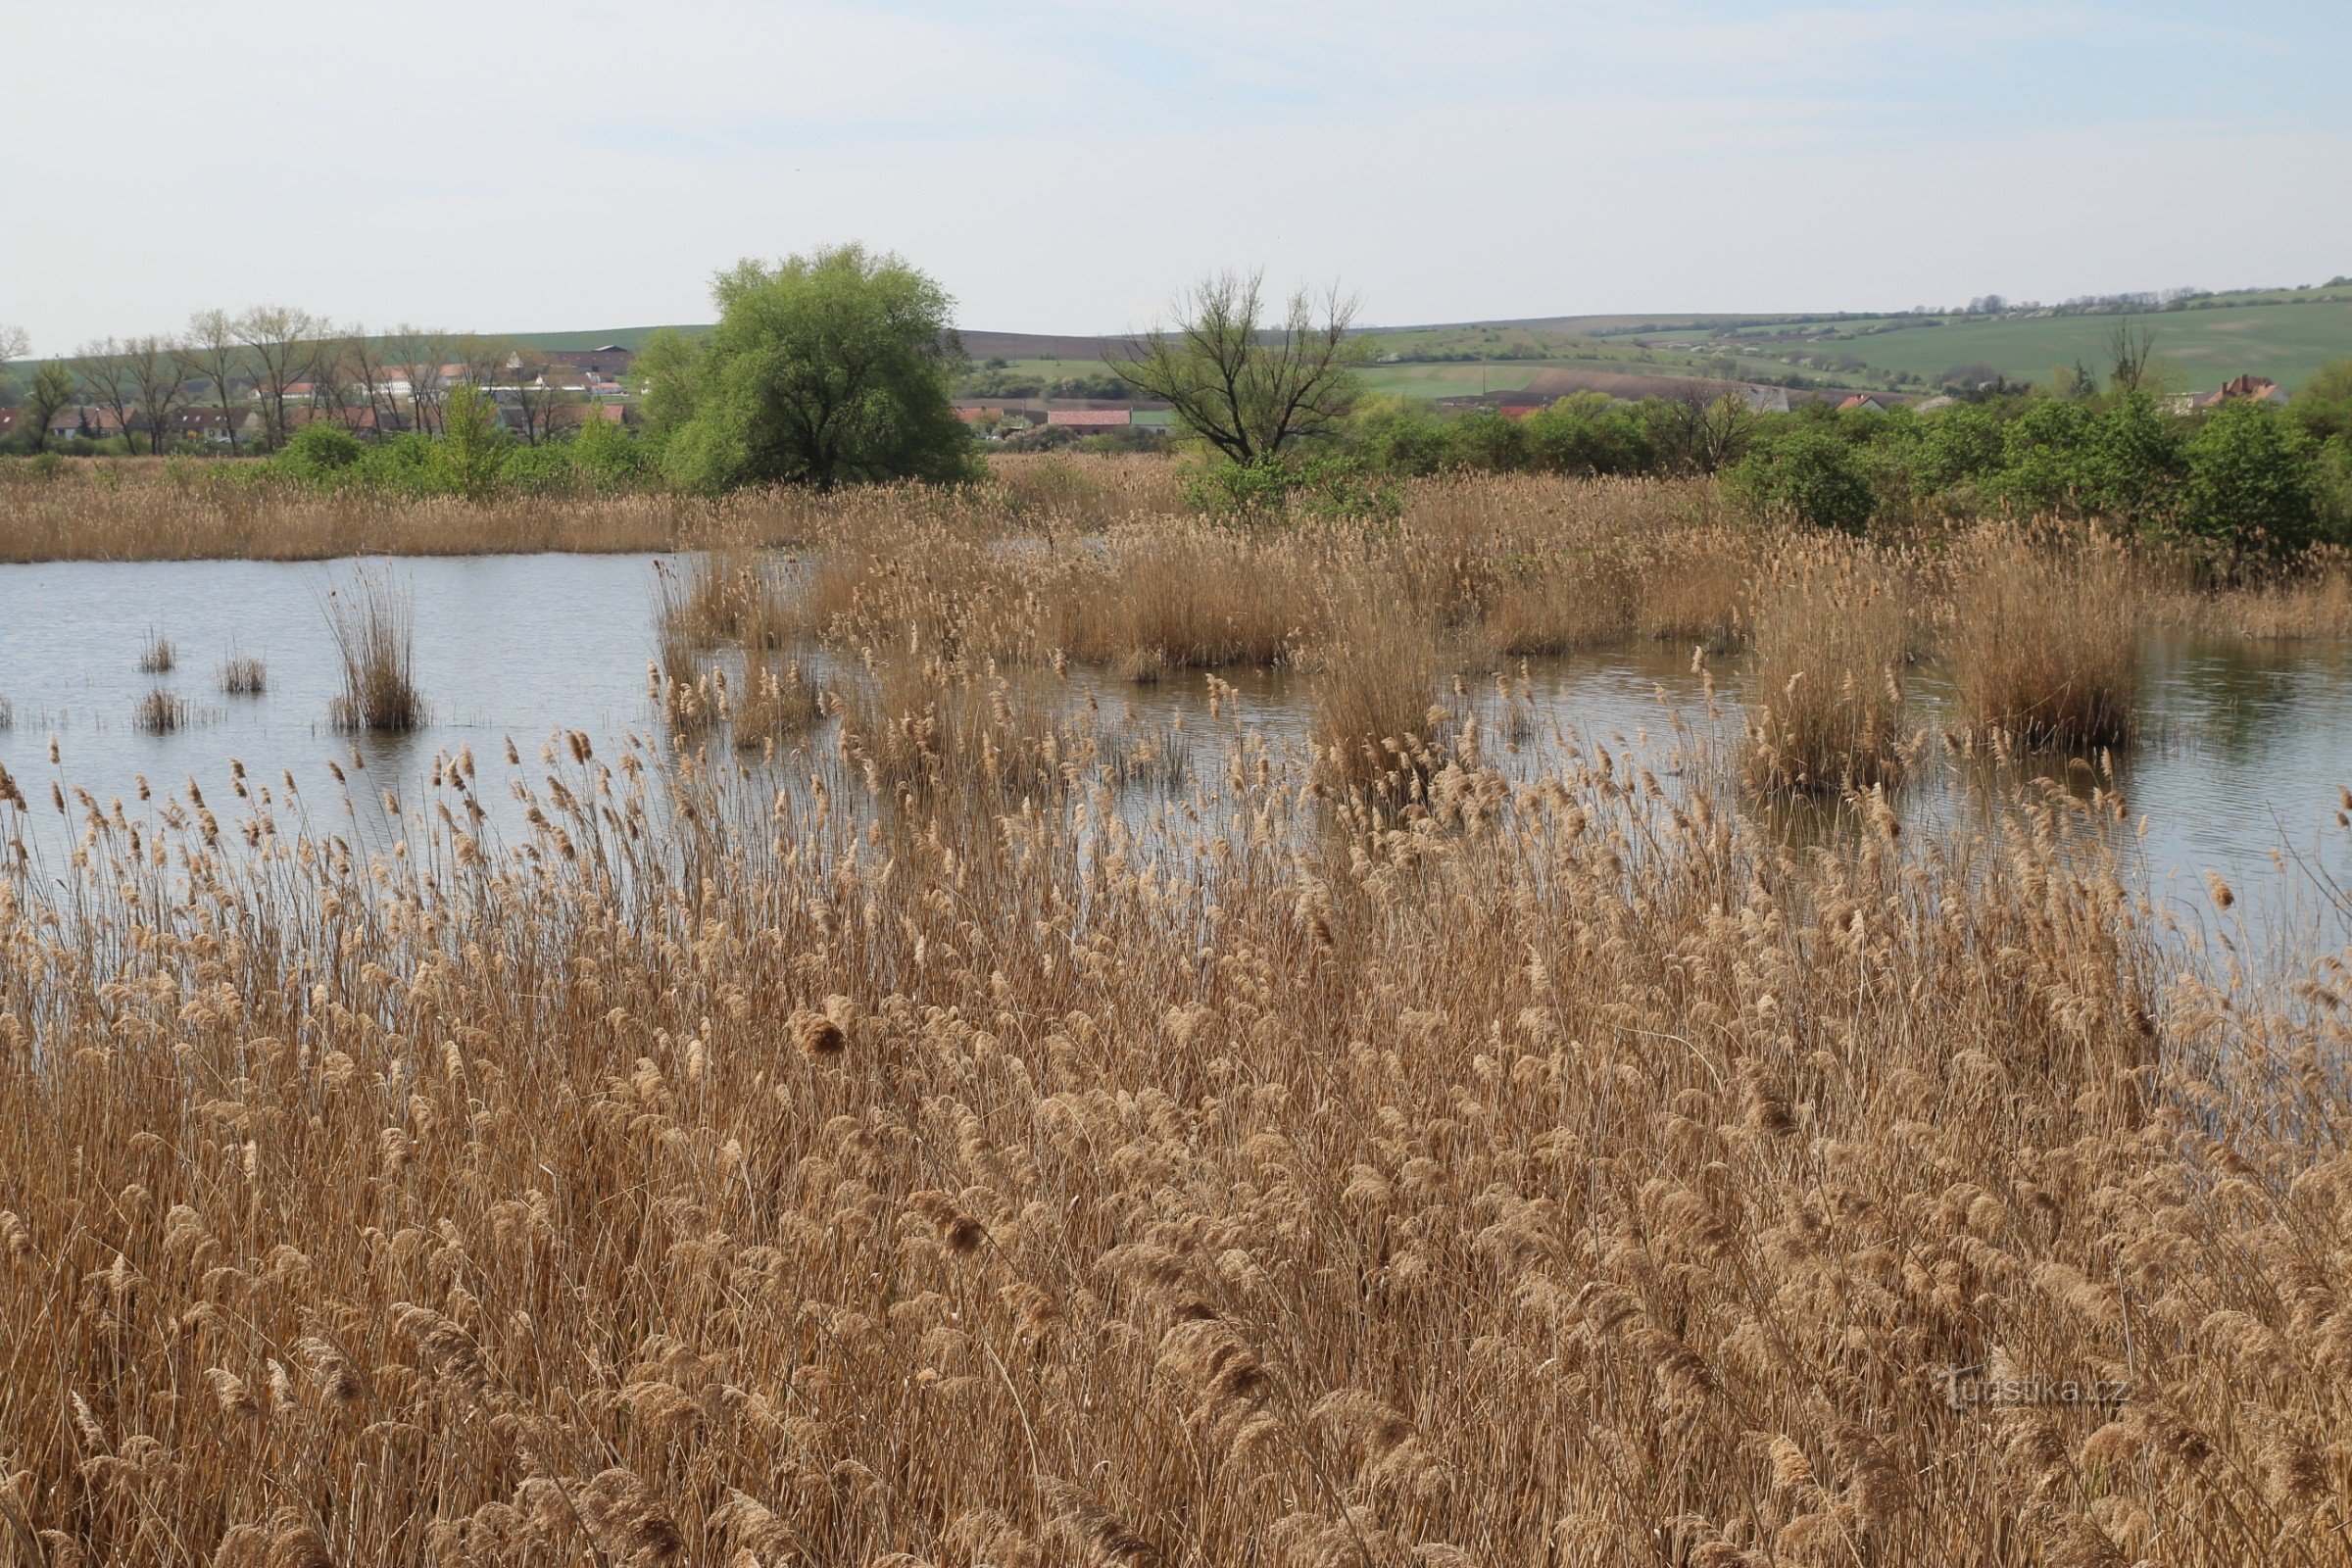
323,568,422,732
136,629,174,674
1947,525,2139,747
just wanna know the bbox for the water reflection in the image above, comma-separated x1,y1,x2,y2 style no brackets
2,552,2347,956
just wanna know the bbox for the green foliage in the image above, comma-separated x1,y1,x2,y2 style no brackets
1522,393,1657,475
2075,392,2184,520
2292,358,2352,445
435,384,510,500
2180,401,2320,557
647,244,978,492
1724,428,1876,533
1183,454,1400,524
277,421,366,479
569,415,649,492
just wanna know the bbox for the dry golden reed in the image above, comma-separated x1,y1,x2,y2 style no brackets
2,681,2344,1568
323,567,422,732
1946,524,2140,747
1743,537,1910,792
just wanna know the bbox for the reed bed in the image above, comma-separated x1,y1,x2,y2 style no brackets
1,681,2347,1567
135,629,174,674
1743,538,1912,793
1946,525,2140,748
323,568,423,732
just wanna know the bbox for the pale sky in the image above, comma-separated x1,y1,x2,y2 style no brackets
3,0,2347,351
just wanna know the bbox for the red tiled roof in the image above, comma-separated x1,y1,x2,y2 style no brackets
1045,408,1130,427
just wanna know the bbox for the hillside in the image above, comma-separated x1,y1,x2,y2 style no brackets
1617,286,2352,392
18,284,2347,402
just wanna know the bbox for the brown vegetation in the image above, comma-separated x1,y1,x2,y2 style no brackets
220,647,269,696
1,665,2346,1565
1743,540,1911,793
1946,526,2139,748
323,569,423,732
136,629,175,674
132,685,188,734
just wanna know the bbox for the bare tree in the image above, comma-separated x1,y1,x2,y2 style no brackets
1110,270,1364,465
236,305,323,450
506,347,577,446
180,309,248,454
1650,379,1753,475
126,334,192,453
2107,316,2157,395
77,338,143,450
0,324,26,363
343,326,402,437
392,326,457,435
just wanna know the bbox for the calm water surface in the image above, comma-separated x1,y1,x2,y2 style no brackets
2,553,2347,958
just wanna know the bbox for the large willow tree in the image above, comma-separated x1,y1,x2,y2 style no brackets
641,245,976,492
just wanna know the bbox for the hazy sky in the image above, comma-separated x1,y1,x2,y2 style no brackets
4,1,2347,350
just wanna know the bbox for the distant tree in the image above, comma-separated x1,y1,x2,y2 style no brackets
181,309,247,453
22,360,78,453
1110,270,1365,466
2107,316,2157,394
435,382,509,499
1643,380,1753,474
0,323,26,403
340,328,403,437
506,348,575,447
125,335,192,453
646,244,976,491
390,326,457,435
236,306,323,450
76,338,144,450
2288,358,2352,445
1725,426,1875,532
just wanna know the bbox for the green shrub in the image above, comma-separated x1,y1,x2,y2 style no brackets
2180,400,2320,559
277,421,366,481
1183,453,1399,523
1521,393,1656,475
2078,392,2184,522
1725,428,1876,532
569,416,648,492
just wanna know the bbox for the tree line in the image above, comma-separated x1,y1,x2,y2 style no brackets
0,311,591,456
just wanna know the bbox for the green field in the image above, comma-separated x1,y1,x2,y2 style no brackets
1626,289,2352,392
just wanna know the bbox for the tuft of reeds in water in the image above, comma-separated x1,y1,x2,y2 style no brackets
133,685,187,733
729,658,820,751
0,695,11,730
219,646,268,696
323,568,422,732
1948,524,2139,748
1309,584,1446,788
1743,537,1910,793
136,629,175,674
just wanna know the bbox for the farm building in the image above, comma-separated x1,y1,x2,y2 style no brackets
1045,408,1130,429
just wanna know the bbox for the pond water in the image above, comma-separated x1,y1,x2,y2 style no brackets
2,553,2348,962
